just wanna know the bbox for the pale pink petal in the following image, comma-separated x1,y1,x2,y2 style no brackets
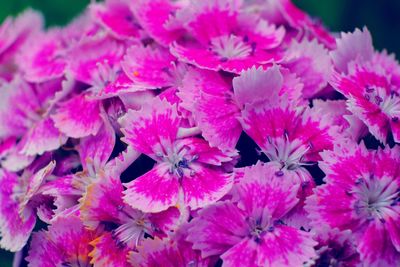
233,65,283,108
21,161,56,212
170,41,277,73
283,39,332,98
331,27,374,73
123,164,180,213
245,19,285,50
51,93,103,138
19,117,67,156
0,143,35,172
0,9,43,63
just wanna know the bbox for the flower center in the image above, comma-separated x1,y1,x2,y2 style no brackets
156,145,198,179
350,174,399,223
263,136,313,171
210,35,252,61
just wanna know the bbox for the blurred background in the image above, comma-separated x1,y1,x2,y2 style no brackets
0,0,399,266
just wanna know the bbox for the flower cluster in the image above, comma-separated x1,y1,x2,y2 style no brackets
0,0,399,266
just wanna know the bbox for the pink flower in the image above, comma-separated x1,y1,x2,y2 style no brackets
0,161,54,251
187,163,317,266
170,0,285,73
238,66,336,184
330,64,400,143
0,77,67,156
306,143,400,266
121,97,236,212
26,214,97,267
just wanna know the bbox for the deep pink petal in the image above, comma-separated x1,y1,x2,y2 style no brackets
122,44,176,89
358,222,400,266
121,97,179,157
131,0,181,46
256,226,317,266
220,238,258,267
187,201,249,258
182,164,233,209
123,164,180,212
52,93,103,138
179,69,241,151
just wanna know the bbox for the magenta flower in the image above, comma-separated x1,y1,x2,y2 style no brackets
187,163,317,266
170,0,285,73
121,97,236,212
306,143,400,266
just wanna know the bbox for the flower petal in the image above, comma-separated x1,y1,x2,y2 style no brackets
52,93,103,138
123,164,180,213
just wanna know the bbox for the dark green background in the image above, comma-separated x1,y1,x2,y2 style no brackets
0,0,399,266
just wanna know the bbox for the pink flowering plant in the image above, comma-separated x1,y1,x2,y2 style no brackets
0,0,399,266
